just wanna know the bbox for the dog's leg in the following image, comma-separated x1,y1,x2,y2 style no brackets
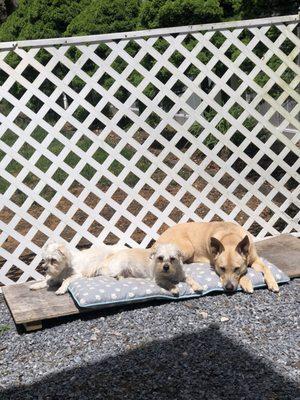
185,275,203,293
239,275,254,294
30,276,51,290
170,285,180,296
30,280,48,290
157,279,180,296
55,275,81,295
251,258,279,293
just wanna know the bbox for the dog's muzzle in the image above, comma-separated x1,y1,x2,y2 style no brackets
224,281,236,292
163,264,170,272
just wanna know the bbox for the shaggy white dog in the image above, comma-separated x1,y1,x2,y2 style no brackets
30,240,126,295
101,243,203,295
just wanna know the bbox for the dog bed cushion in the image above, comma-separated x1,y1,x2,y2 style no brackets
68,259,289,309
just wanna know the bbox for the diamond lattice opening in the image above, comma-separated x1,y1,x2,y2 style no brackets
184,63,200,80
9,82,26,99
127,199,143,216
95,43,112,60
35,48,53,65
197,47,213,64
52,62,70,79
82,59,99,77
65,46,83,63
153,37,170,54
140,53,157,71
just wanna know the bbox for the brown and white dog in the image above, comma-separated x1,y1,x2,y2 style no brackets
155,221,279,294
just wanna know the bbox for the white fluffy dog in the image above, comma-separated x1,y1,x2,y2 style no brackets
101,243,203,295
30,240,126,295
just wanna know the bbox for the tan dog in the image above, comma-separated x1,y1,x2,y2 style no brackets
155,221,279,294
101,243,202,295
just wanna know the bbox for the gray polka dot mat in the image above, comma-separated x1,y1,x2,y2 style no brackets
68,259,289,309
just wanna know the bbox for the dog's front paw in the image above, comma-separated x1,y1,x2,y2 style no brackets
242,286,254,294
266,278,279,293
30,282,46,290
55,287,67,295
185,276,202,293
191,282,203,293
170,286,180,296
239,276,254,294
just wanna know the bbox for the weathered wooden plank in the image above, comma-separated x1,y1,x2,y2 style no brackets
2,282,80,325
256,234,300,278
24,321,43,332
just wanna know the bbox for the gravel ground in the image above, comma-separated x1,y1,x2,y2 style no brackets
0,280,299,400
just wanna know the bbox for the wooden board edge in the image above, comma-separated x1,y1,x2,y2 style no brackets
2,286,81,325
24,321,43,332
11,307,81,325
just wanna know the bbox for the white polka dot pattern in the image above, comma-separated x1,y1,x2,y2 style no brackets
69,259,289,308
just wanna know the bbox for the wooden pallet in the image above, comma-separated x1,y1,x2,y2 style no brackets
2,282,80,331
2,234,299,332
255,234,300,279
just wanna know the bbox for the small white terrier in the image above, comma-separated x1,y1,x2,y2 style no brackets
101,243,203,295
30,240,126,295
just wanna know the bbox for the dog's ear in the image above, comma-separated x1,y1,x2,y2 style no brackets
149,243,158,260
210,237,224,257
235,235,250,256
149,250,156,260
176,248,183,261
58,245,69,257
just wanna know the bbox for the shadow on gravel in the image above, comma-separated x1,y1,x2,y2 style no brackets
1,324,298,400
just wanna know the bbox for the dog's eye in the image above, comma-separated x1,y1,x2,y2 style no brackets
50,258,57,265
220,267,226,272
170,257,175,262
234,267,240,273
157,256,164,262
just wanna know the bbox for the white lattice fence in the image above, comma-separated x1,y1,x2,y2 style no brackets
0,15,299,285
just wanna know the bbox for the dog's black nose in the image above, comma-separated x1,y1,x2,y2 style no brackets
163,264,169,272
225,282,235,292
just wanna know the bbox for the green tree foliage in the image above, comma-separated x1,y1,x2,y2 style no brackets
0,0,18,24
219,0,242,19
139,0,223,29
66,0,141,36
239,0,298,19
0,0,88,42
1,0,295,42
0,0,8,23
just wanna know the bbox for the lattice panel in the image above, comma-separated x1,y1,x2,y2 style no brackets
0,15,299,285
